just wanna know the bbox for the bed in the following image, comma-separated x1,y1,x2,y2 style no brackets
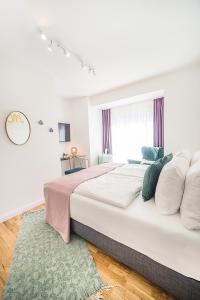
45,163,200,299
69,164,200,300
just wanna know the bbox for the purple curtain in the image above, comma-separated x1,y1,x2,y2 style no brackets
102,109,112,154
153,97,164,147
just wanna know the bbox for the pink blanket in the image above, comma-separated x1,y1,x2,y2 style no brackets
44,163,121,242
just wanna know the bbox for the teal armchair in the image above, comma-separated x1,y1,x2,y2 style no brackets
128,146,164,164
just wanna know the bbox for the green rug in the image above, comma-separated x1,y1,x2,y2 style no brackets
3,210,104,300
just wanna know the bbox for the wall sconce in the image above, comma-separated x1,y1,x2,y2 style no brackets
49,128,54,133
38,120,44,125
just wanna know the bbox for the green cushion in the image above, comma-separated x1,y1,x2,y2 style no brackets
161,153,173,165
142,159,163,201
141,146,159,161
157,147,164,159
127,159,141,164
65,167,85,175
142,153,173,201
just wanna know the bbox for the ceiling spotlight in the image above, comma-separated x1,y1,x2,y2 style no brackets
47,40,53,52
88,66,94,74
40,32,47,41
66,51,71,58
47,46,53,52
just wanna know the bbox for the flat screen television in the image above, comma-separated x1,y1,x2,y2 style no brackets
58,123,70,142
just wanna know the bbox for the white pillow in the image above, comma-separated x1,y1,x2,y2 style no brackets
175,150,191,161
191,150,200,165
180,160,200,230
155,156,190,215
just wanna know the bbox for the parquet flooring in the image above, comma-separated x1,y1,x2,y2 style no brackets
0,205,173,300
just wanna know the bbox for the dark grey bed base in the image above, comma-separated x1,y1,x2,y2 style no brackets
71,219,200,300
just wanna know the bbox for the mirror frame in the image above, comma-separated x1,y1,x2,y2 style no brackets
5,111,31,145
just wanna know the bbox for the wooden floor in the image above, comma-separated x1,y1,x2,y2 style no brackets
0,205,173,300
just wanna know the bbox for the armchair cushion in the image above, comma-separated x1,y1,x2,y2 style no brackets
127,159,141,164
141,146,164,161
141,159,155,165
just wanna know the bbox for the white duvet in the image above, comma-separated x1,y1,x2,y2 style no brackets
74,172,142,208
110,163,148,178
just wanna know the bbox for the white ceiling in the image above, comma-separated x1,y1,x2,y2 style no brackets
1,0,200,98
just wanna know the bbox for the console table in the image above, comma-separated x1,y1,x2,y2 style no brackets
60,155,89,175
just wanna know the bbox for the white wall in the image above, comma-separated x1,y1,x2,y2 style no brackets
0,60,70,218
64,97,102,166
88,105,102,165
68,98,91,159
91,63,200,154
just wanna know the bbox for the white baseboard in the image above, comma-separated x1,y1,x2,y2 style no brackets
0,199,44,223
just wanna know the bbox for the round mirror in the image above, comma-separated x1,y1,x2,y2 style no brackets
5,111,31,145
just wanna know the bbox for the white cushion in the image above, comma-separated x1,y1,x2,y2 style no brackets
191,150,200,165
180,161,200,230
155,156,190,215
175,150,191,161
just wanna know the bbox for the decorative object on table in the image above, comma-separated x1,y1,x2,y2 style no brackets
98,153,113,164
38,120,44,125
2,210,106,300
5,111,31,145
62,152,69,160
49,128,54,133
58,123,70,142
71,146,78,157
128,146,164,165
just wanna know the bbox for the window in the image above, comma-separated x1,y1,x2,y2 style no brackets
111,100,153,162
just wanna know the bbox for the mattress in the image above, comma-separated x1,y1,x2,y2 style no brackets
70,192,200,281
74,172,142,208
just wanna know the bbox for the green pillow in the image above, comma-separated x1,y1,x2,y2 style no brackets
161,153,173,165
141,146,159,161
142,159,163,201
158,147,164,159
142,153,173,201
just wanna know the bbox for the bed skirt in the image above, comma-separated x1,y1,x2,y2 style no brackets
71,219,200,300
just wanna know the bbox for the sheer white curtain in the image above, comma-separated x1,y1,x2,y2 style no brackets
111,100,153,162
